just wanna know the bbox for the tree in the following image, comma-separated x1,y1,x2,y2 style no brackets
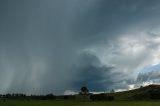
80,86,89,95
110,89,115,93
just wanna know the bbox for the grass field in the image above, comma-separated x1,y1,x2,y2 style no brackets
0,100,160,106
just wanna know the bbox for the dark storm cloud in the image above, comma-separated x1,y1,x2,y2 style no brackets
0,0,77,94
71,52,114,91
0,0,160,94
71,51,132,92
69,0,160,44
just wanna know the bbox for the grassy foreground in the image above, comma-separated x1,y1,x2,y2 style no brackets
0,100,160,106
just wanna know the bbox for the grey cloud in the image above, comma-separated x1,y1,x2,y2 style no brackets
71,52,132,92
137,72,160,83
69,0,160,44
0,0,160,94
136,64,160,83
71,52,114,91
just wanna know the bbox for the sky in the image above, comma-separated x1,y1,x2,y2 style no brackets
1,0,160,95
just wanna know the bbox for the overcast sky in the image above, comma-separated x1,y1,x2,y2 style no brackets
1,0,160,95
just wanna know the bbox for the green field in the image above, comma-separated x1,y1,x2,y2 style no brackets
1,85,160,106
1,100,160,106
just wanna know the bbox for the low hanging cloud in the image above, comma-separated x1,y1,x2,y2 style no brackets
71,52,114,91
70,51,133,92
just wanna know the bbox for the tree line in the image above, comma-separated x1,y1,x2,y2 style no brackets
0,86,115,101
0,93,56,100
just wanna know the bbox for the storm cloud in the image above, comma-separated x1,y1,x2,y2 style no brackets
136,64,160,83
71,52,116,92
1,0,160,94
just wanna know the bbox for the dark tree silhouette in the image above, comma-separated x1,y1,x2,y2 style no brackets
80,86,89,95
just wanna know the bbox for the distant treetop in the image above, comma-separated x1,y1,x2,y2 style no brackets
80,86,89,95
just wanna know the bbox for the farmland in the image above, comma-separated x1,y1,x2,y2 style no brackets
1,85,160,106
0,100,160,106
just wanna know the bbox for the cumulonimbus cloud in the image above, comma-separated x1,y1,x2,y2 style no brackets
1,0,160,94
